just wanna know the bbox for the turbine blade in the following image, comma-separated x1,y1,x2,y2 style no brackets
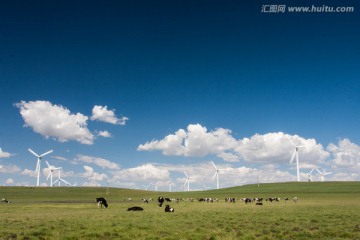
28,148,39,157
286,137,297,147
39,150,53,158
46,171,51,180
45,161,51,168
184,171,189,178
211,161,218,170
315,168,322,174
290,150,296,163
324,172,332,175
212,171,217,180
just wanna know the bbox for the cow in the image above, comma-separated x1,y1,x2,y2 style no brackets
165,198,172,202
285,197,289,202
294,197,298,203
127,206,144,211
142,198,148,203
158,196,165,207
1,198,10,203
165,205,174,212
225,197,236,203
96,197,108,208
255,202,263,206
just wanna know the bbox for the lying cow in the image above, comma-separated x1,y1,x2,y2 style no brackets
128,206,144,211
96,197,108,208
165,205,174,212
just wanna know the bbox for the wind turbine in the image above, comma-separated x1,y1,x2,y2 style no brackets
316,169,332,182
151,181,160,191
211,161,227,189
45,161,62,187
307,168,316,182
287,138,305,182
28,148,53,186
52,168,70,186
183,171,195,191
168,180,173,192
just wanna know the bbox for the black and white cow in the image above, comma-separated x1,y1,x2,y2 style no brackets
96,197,108,208
1,198,10,203
158,196,165,207
165,205,174,212
142,198,149,203
128,206,144,211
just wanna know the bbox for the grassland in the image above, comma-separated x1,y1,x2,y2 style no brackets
0,182,359,240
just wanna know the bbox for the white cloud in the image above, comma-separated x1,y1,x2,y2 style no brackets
0,148,12,158
0,164,21,173
327,139,360,173
5,178,14,185
81,165,108,186
137,124,329,165
91,105,128,125
76,154,120,170
138,124,239,159
112,164,170,182
16,100,94,144
97,130,112,138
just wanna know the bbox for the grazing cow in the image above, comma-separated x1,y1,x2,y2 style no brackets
285,197,289,202
165,198,171,202
142,198,148,203
1,198,10,203
225,197,236,203
165,205,174,212
127,206,144,211
158,196,165,207
96,197,108,208
294,197,298,203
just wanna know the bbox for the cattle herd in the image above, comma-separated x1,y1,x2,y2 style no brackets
95,196,299,212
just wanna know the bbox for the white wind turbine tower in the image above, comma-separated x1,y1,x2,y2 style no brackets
316,169,332,182
184,171,195,191
211,161,227,189
45,161,62,187
168,180,173,192
307,168,316,182
287,138,305,182
52,168,70,186
28,148,53,186
151,181,160,191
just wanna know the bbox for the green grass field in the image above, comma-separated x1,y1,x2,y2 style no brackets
1,182,359,240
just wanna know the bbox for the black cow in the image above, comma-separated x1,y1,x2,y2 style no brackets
128,206,144,211
165,205,174,212
96,197,108,208
158,196,165,207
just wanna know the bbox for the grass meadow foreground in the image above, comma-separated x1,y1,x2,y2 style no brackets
0,182,359,240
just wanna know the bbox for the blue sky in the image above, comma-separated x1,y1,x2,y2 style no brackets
0,1,359,190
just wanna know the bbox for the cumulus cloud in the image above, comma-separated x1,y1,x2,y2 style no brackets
16,100,94,144
138,124,239,159
81,165,108,186
91,105,128,125
0,164,21,173
327,139,360,170
97,130,112,138
0,148,13,158
137,124,329,165
114,164,170,181
76,154,120,170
